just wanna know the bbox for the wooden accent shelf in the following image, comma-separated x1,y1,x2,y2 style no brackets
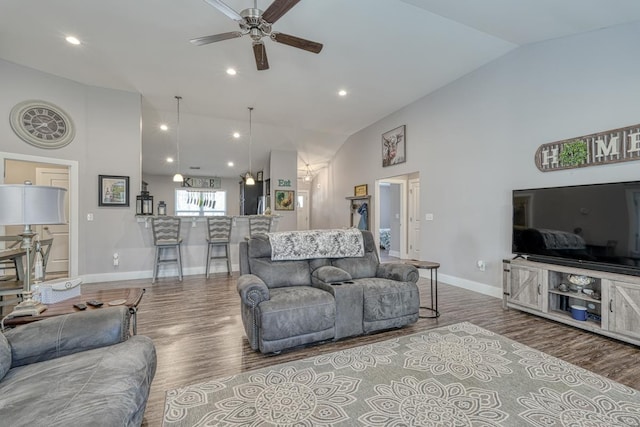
346,195,371,230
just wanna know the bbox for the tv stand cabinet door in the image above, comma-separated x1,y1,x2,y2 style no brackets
607,280,640,341
508,264,544,311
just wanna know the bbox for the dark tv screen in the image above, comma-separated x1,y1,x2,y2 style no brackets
512,181,640,275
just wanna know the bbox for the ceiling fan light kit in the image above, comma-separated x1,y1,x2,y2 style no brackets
193,0,323,71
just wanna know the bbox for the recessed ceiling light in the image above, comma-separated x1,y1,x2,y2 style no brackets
160,124,168,131
166,157,174,163
338,89,347,97
233,132,240,139
65,36,81,45
226,68,237,76
228,161,234,167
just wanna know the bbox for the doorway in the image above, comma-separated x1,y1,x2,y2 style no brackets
36,168,70,273
374,173,420,261
1,152,78,278
297,190,310,230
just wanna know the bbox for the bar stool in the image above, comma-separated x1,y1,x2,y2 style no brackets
151,217,183,283
248,215,272,237
205,216,232,278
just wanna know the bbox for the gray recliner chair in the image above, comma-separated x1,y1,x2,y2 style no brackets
0,307,156,426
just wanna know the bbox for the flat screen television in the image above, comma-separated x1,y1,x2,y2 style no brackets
512,181,640,276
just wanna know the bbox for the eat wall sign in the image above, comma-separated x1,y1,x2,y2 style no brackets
535,123,640,172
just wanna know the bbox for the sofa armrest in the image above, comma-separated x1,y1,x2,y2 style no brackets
376,263,419,283
5,306,130,368
311,266,352,285
237,274,270,306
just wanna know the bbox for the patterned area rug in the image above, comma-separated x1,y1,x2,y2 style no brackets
163,322,640,426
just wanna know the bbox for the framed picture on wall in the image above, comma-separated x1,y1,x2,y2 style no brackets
274,190,295,211
354,184,368,197
98,175,130,207
382,125,406,167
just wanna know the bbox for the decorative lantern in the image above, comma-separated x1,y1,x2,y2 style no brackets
136,191,154,215
158,200,167,216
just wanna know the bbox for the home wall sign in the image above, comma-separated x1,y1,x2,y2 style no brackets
277,179,292,187
535,123,640,172
181,176,222,188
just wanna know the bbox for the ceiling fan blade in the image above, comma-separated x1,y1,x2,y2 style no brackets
262,0,301,24
190,31,242,46
253,42,270,70
202,0,243,21
272,32,323,53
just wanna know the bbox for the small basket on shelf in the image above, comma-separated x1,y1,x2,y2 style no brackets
567,274,593,292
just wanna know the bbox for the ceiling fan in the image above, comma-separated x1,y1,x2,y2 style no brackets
191,0,323,71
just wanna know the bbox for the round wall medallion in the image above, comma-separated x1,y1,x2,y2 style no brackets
9,100,75,149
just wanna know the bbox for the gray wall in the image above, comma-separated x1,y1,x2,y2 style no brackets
269,150,297,231
0,58,143,281
314,22,640,296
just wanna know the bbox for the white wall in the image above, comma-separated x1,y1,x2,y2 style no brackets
316,22,640,296
0,58,143,279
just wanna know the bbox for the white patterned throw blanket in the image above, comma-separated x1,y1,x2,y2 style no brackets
268,228,364,261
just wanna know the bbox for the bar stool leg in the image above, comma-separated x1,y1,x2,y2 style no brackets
177,244,183,281
205,243,212,279
225,243,232,276
152,246,161,284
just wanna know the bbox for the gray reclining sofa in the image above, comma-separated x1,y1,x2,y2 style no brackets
238,229,420,353
0,306,156,426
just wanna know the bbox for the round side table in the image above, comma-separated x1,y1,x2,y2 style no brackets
405,260,440,318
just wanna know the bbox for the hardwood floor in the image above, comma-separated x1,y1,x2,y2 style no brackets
80,273,640,426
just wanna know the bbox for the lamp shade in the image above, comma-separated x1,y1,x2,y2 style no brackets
0,184,67,225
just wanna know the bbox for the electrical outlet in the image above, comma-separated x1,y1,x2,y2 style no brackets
476,260,486,271
87,213,94,221
425,213,434,221
113,253,119,267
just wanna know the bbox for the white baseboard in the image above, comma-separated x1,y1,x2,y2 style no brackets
79,264,238,284
389,250,401,258
418,270,502,299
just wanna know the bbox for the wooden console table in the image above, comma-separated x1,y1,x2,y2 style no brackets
405,260,440,318
4,287,145,334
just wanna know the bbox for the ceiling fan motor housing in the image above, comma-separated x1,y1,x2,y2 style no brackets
241,8,272,39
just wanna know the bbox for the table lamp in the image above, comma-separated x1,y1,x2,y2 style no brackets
0,182,67,317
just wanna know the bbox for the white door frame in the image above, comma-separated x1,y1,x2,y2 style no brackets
374,177,408,259
1,152,79,277
408,178,421,260
297,189,310,230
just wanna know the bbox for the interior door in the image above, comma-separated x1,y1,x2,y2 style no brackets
408,179,420,260
36,168,69,273
297,190,310,230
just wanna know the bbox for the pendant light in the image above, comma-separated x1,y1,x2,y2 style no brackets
244,107,255,186
303,163,313,182
172,96,184,183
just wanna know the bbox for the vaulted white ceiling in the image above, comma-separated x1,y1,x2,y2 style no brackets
2,0,639,178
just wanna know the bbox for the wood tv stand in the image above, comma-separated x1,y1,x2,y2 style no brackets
503,258,640,346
